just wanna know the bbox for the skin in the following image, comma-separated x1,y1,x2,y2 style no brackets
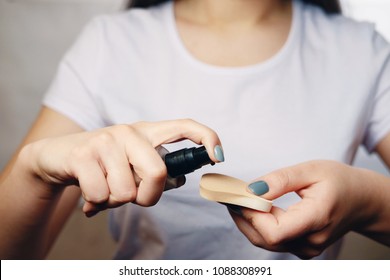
176,0,390,258
231,151,390,259
0,0,389,259
0,108,222,259
175,0,292,67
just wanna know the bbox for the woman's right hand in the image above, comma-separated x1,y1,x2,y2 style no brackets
20,119,223,216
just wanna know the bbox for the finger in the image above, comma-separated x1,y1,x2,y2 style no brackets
231,213,324,260
229,209,268,247
242,199,325,247
134,119,223,162
99,147,137,206
82,201,100,215
164,175,186,191
285,238,323,259
75,160,110,216
132,171,186,191
230,206,325,258
229,207,287,252
74,160,110,205
251,161,322,200
125,137,167,206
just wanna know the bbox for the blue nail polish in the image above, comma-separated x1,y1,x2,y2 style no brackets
248,181,269,196
214,145,225,162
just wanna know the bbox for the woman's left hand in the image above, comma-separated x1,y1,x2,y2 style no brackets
229,160,381,259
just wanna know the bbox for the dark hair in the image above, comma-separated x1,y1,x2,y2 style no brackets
302,0,341,14
128,0,341,14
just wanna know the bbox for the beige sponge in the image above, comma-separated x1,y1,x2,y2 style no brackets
200,173,273,212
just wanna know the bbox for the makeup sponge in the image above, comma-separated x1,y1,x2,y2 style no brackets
200,173,273,212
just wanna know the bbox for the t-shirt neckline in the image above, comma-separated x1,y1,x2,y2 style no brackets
165,0,301,75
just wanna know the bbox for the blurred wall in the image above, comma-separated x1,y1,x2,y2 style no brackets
0,0,389,259
0,0,125,260
0,0,126,169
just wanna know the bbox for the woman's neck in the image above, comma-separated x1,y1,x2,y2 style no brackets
175,0,290,28
174,0,293,67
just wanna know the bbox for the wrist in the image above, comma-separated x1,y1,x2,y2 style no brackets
15,142,65,199
0,143,65,259
350,166,390,243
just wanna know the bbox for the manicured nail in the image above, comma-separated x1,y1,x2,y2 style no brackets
248,181,269,196
214,145,225,162
85,211,98,218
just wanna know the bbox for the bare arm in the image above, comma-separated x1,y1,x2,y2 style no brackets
0,107,223,259
376,132,390,168
362,132,390,243
0,107,84,259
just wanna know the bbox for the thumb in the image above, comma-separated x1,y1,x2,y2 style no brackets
249,161,321,200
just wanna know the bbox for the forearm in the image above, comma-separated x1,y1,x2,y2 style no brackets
0,147,65,259
352,167,390,246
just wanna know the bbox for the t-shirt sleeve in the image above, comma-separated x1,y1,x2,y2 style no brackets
43,17,106,131
363,31,390,152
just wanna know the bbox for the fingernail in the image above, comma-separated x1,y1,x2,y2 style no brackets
85,211,98,218
248,181,269,196
214,145,225,162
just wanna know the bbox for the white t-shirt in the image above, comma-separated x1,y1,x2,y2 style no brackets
43,0,390,259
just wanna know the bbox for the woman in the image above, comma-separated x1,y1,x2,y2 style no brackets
0,0,389,259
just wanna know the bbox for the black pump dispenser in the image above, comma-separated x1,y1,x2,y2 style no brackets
164,146,214,178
